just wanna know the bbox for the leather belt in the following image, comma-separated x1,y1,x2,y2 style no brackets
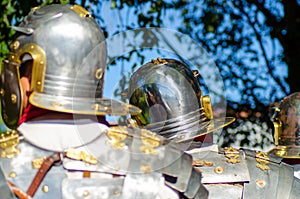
26,152,61,197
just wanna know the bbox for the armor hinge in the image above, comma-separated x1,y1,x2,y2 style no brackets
105,126,128,150
192,160,213,167
140,129,161,155
255,151,270,171
0,130,20,158
224,147,240,164
65,148,98,165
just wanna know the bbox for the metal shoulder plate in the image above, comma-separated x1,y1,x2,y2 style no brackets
0,127,209,199
188,146,250,199
63,126,208,198
0,165,15,199
242,148,297,199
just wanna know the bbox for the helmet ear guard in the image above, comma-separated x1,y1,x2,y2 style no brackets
271,107,282,146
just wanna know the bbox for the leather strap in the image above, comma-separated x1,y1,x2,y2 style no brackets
26,153,61,197
7,180,33,199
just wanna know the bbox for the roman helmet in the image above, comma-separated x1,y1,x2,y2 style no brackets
269,92,300,159
127,57,235,143
0,4,140,129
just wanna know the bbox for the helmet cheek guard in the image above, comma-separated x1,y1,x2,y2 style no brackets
0,59,22,129
269,92,300,158
0,20,48,130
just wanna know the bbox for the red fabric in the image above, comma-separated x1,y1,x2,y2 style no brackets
18,104,50,125
194,134,213,143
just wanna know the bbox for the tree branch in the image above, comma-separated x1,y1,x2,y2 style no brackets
235,0,289,95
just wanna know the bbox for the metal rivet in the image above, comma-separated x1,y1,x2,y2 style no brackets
193,70,200,78
83,190,89,197
177,134,185,139
0,89,5,97
214,166,224,174
32,7,38,11
9,171,16,178
36,81,41,86
31,45,34,49
93,104,100,111
113,190,120,195
95,68,103,79
42,185,49,193
51,102,62,107
40,61,44,65
140,163,152,174
256,179,266,188
13,41,20,50
11,94,17,104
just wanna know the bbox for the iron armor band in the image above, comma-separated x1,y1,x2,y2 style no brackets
0,125,208,199
188,146,300,199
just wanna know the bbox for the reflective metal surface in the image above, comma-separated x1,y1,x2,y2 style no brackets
128,58,234,142
269,92,300,159
0,4,140,125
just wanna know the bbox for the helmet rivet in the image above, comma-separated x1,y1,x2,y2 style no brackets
11,94,17,104
37,81,41,85
30,45,34,49
193,70,200,78
51,102,62,107
40,61,44,65
95,68,103,79
13,41,20,50
214,166,224,174
93,104,100,111
0,89,4,97
32,7,39,11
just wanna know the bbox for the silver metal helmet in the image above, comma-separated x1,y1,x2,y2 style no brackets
0,4,140,129
127,58,234,142
269,92,300,159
